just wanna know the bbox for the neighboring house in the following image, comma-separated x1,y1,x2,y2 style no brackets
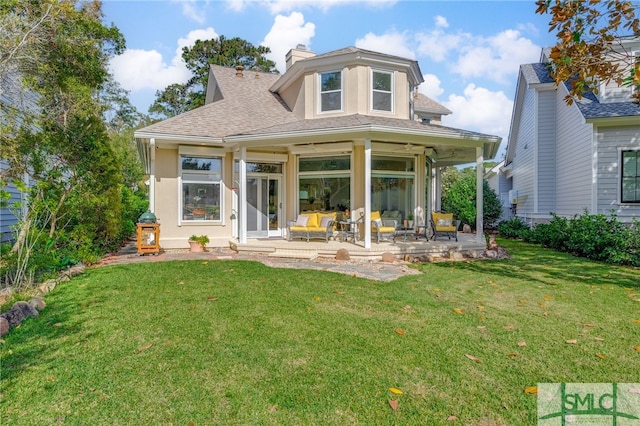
0,70,36,243
485,160,512,222
502,38,640,226
134,46,501,250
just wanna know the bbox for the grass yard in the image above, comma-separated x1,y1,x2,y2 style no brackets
1,239,639,425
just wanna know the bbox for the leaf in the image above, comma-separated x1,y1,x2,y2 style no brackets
504,325,514,331
388,399,399,411
517,341,527,347
524,386,538,394
634,346,640,351
389,387,404,395
206,296,218,301
543,295,553,301
395,329,405,335
464,354,482,363
595,353,605,360
334,290,344,294
453,308,464,314
477,306,485,311
446,415,458,421
565,339,578,344
477,326,486,331
633,319,640,323
593,337,604,341
137,343,153,352
507,352,519,357
583,323,594,327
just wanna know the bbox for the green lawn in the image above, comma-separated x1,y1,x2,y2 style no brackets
1,240,639,425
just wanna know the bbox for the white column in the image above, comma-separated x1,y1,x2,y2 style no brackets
149,138,156,213
239,146,247,244
476,146,484,244
364,139,372,249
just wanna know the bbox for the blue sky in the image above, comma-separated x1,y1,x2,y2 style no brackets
104,0,558,158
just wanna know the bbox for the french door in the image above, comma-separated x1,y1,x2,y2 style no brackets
246,175,282,238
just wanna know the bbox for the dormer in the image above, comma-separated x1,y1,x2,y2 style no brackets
271,47,424,120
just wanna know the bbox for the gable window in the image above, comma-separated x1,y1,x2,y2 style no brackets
181,156,222,221
622,150,640,203
319,71,342,112
372,70,393,112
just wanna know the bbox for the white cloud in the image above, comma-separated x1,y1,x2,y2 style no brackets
434,15,449,29
172,0,209,23
355,31,415,60
418,74,444,101
261,12,315,72
229,0,396,14
109,27,218,92
443,84,513,141
416,29,466,62
453,29,539,84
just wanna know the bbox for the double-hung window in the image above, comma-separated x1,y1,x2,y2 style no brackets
181,156,222,221
372,70,393,112
622,150,640,203
319,71,342,112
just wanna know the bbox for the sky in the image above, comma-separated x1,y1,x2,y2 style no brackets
103,0,559,159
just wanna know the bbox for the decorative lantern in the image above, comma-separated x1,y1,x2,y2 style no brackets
137,211,160,255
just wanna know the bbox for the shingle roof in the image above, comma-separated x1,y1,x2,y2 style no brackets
136,65,297,138
575,98,640,118
521,62,640,119
232,113,498,141
413,93,451,115
521,63,554,85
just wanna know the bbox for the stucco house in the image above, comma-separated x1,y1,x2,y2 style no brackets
501,38,640,225
134,46,501,251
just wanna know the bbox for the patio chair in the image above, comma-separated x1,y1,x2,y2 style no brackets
430,212,460,242
371,210,398,243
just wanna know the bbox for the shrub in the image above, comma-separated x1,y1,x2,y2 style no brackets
497,217,530,239
519,211,640,267
442,176,502,230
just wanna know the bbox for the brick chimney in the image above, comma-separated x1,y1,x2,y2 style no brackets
285,44,316,70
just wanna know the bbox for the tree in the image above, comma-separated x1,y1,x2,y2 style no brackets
0,0,148,285
535,0,640,104
441,173,502,230
149,36,277,118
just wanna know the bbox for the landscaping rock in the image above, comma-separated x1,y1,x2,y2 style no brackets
335,248,351,261
1,301,38,328
381,252,396,263
485,250,498,259
403,254,415,263
0,317,9,336
462,224,472,233
29,297,46,311
449,251,465,261
488,234,498,250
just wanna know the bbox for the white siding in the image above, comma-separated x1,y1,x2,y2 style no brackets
554,86,593,216
510,87,536,215
595,125,640,222
536,90,556,214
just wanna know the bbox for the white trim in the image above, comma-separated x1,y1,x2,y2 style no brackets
370,69,395,113
179,145,226,156
618,146,640,204
317,69,344,114
149,138,156,214
179,154,224,225
232,151,289,163
476,146,484,244
289,142,353,155
364,139,372,249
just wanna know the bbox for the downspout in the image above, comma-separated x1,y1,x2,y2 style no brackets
476,146,484,245
149,138,156,213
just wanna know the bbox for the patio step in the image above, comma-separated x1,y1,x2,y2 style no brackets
268,249,318,259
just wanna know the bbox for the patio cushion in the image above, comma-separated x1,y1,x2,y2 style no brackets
295,214,309,226
432,213,456,231
371,211,381,221
302,212,319,228
377,226,396,233
320,216,333,228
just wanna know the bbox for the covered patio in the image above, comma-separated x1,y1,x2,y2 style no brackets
230,231,486,260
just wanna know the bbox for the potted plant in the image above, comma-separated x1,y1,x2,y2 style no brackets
407,213,414,228
188,234,209,252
